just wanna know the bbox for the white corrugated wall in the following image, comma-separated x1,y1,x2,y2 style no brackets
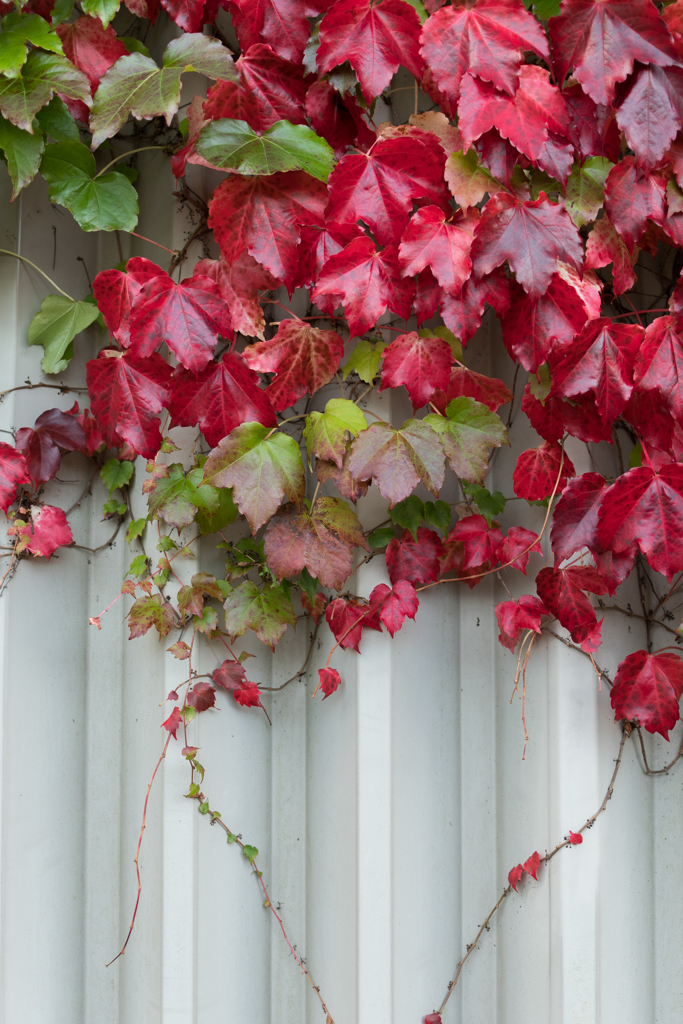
1,81,683,1024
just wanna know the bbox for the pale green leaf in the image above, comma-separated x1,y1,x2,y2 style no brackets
40,140,138,231
563,157,613,228
196,117,335,181
0,50,90,132
342,339,386,384
101,458,134,494
28,293,100,374
81,0,120,28
303,398,367,467
0,11,63,78
223,579,296,649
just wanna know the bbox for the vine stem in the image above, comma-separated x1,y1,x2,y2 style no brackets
105,732,172,967
435,729,628,1017
126,230,177,255
0,248,73,299
636,725,683,774
94,146,166,178
0,380,88,402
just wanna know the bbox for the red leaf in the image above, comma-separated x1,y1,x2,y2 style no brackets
233,683,263,708
432,366,512,414
213,659,248,690
424,1016,443,1024
168,352,276,448
194,254,278,340
318,667,341,699
386,527,445,585
513,441,576,501
379,330,453,410
459,66,573,185
611,649,683,739
524,851,541,880
502,271,597,373
496,594,546,651
552,318,643,421
92,257,162,348
317,0,424,104
550,472,608,562
623,386,675,451
11,504,72,559
294,221,364,299
15,408,86,484
536,565,608,646
76,408,105,455
162,706,182,739
203,43,307,132
563,82,621,162
0,443,29,512
325,134,448,247
633,314,683,420
187,682,217,712
230,0,327,63
604,158,667,250
370,580,419,637
316,449,369,503
585,215,637,297
447,514,503,570
597,464,683,579
508,863,524,891
471,192,583,298
569,831,583,845
522,386,611,446
301,591,327,624
244,319,345,411
549,0,678,105
208,170,327,282
616,64,683,171
440,268,510,345
398,206,475,296
86,350,172,459
312,237,414,338
498,526,542,573
325,596,382,653
57,15,128,91
420,0,548,103
305,80,375,157
129,269,232,373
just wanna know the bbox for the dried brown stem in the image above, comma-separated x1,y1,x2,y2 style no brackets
542,627,614,687
65,465,100,517
636,725,683,775
106,733,172,966
0,380,88,403
598,602,680,638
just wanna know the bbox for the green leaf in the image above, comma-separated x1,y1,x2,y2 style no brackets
424,499,452,534
342,339,386,383
194,485,239,536
103,497,126,516
563,157,613,228
419,325,463,360
0,50,90,132
193,605,219,634
532,0,560,17
157,535,176,551
243,844,258,864
117,36,151,57
304,397,367,467
35,95,79,142
528,168,561,200
629,442,643,469
223,579,296,650
401,0,428,22
203,423,305,533
40,141,138,232
126,518,146,544
127,594,176,639
81,0,120,28
389,495,424,540
297,565,318,604
528,362,552,402
0,11,63,78
196,117,335,181
368,526,395,548
51,0,75,23
128,554,148,576
148,463,219,530
444,148,500,209
0,114,43,197
28,293,100,374
101,457,134,494
91,34,236,148
424,397,508,483
216,579,232,599
462,483,506,525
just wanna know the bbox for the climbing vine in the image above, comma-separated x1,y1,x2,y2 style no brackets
2,0,683,1016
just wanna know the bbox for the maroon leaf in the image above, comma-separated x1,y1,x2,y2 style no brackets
129,269,232,373
611,649,683,738
312,237,414,338
317,0,424,103
447,514,503,570
440,268,511,344
0,443,29,512
86,350,172,459
584,215,637,297
57,15,128,91
432,366,513,413
536,565,608,647
305,79,375,157
549,0,678,105
379,330,453,410
550,472,608,562
513,441,576,501
187,682,217,712
496,594,546,651
498,526,542,573
604,158,667,250
243,319,345,411
325,133,448,247
92,257,162,348
325,595,382,653
370,580,419,637
420,0,548,103
208,170,327,281
203,43,308,132
318,667,341,699
633,314,683,420
385,527,445,585
15,407,86,484
471,192,583,298
168,352,276,448
230,0,327,63
563,82,621,162
213,659,248,690
552,318,644,420
194,254,278,341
